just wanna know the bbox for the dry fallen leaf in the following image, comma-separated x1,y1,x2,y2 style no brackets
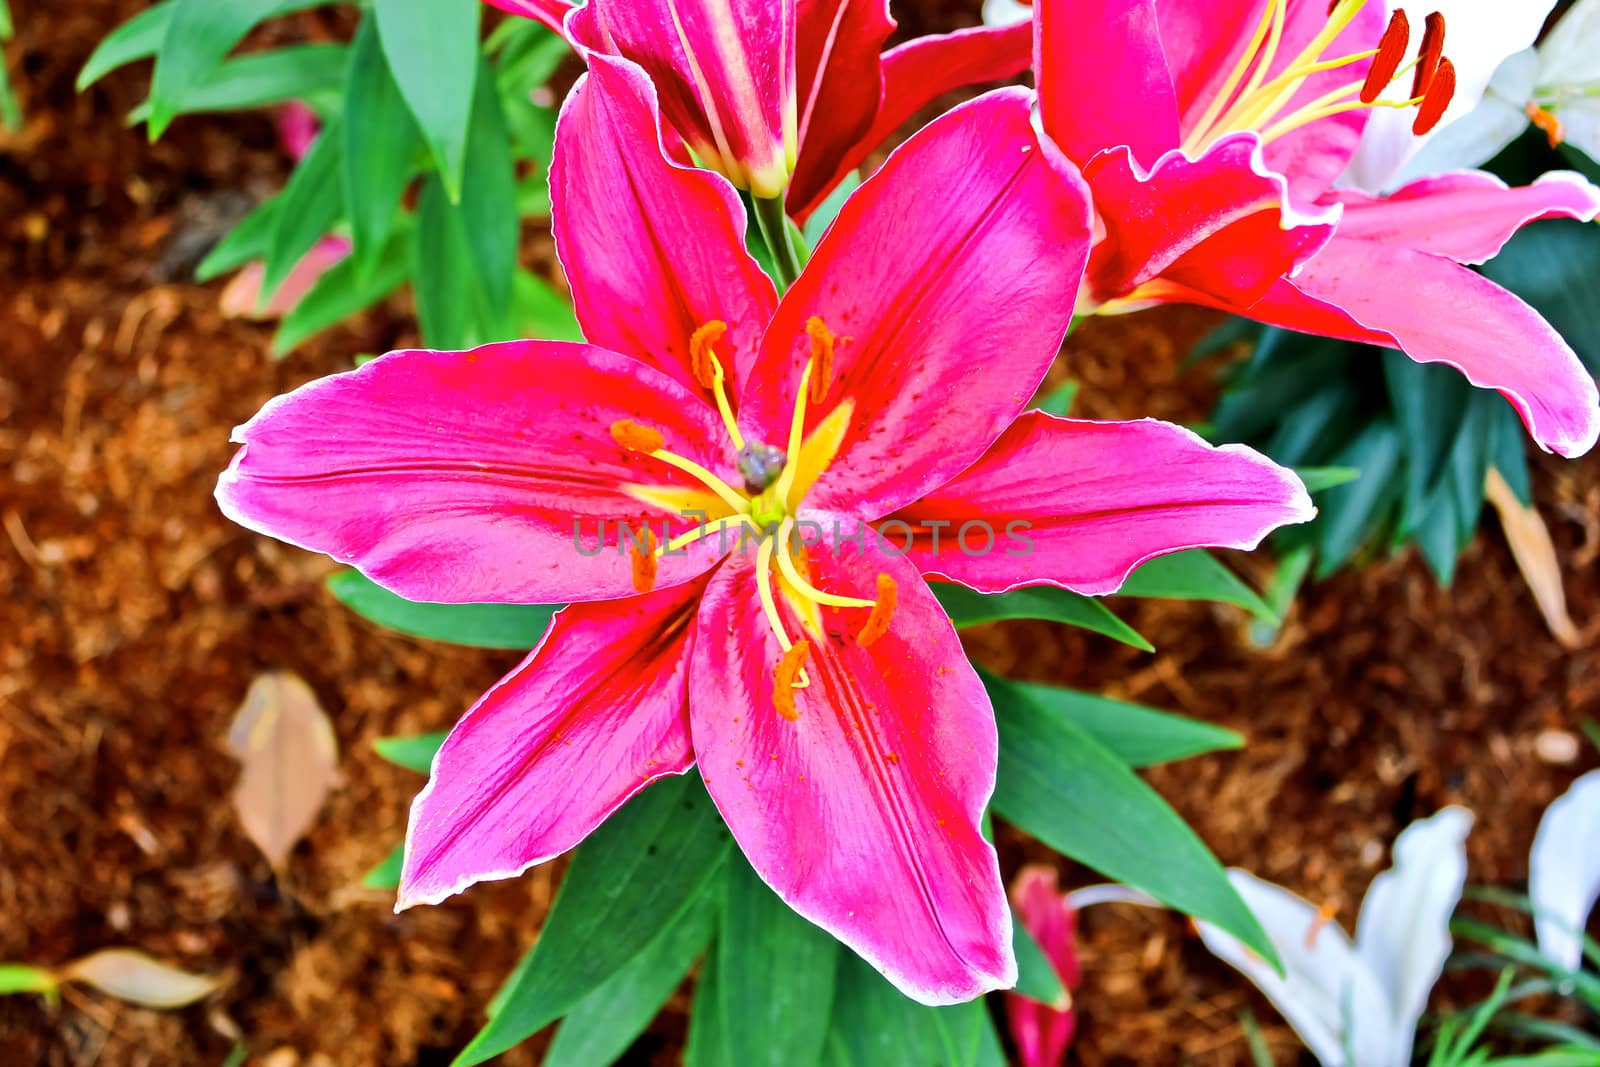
226,671,340,867
1485,467,1581,650
60,949,220,1008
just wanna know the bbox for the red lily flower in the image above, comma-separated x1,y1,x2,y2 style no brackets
486,0,1032,216
1034,0,1600,458
1007,865,1082,1067
217,56,1312,1002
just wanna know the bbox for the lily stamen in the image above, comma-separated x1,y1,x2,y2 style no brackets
610,418,751,515
855,574,898,647
630,528,659,594
772,641,811,721
690,320,746,451
773,519,875,610
659,513,761,557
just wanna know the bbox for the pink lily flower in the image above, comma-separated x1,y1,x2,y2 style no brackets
485,0,1031,216
1006,865,1082,1067
1034,0,1600,458
216,56,1313,1003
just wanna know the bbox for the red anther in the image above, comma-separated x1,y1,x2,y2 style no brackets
1361,10,1411,104
1412,11,1446,97
1413,56,1456,135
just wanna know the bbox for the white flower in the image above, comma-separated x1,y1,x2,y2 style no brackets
981,0,1032,28
1529,769,1600,974
1195,808,1475,1067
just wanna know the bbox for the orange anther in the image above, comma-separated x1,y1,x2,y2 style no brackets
1413,56,1456,135
773,641,811,721
610,419,665,453
690,320,729,390
1361,10,1410,104
855,574,898,647
805,317,836,403
630,528,658,594
1412,12,1446,97
1304,901,1339,950
1527,102,1566,148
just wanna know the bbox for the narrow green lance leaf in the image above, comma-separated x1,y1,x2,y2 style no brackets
1011,916,1067,1007
1116,549,1275,621
343,18,420,280
458,58,518,319
196,195,281,282
933,583,1152,652
822,952,1005,1067
1314,419,1404,578
509,270,583,342
147,0,301,139
362,844,404,890
715,854,839,1067
415,173,485,348
260,113,345,302
0,964,58,997
685,940,732,1067
981,670,1241,767
127,44,348,124
1296,466,1361,494
992,698,1276,967
373,732,447,774
545,893,718,1067
273,224,414,356
456,774,733,1066
374,0,481,202
327,570,556,650
80,1,178,91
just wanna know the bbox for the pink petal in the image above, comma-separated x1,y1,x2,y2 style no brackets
219,237,353,321
216,341,741,604
690,542,1014,1005
399,583,702,908
1328,171,1600,265
784,0,897,216
276,101,321,162
483,0,572,33
1252,238,1600,458
1082,132,1338,310
740,88,1092,519
792,19,1033,218
1006,865,1080,1067
887,412,1314,596
552,53,778,397
569,0,796,198
1035,0,1180,164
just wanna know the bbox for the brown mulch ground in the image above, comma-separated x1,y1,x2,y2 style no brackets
2,2,1597,1065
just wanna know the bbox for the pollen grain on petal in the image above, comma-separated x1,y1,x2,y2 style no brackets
1361,9,1410,104
805,317,837,403
690,320,729,390
630,527,659,594
1412,11,1446,97
1413,56,1455,135
773,640,811,721
610,419,666,454
855,574,898,648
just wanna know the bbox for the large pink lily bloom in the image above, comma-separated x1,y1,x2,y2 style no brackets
216,56,1312,1003
486,0,1030,216
1035,0,1600,458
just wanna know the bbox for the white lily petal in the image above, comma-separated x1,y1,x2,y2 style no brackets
1539,0,1600,86
980,0,1032,28
1344,0,1556,190
1391,49,1538,183
1556,99,1600,166
1355,806,1474,1055
1530,770,1600,973
1198,871,1399,1067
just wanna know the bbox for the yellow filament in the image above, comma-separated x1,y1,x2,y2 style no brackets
768,359,815,508
691,323,745,452
1257,72,1424,145
774,520,875,610
659,513,762,557
645,448,750,516
755,535,809,687
1186,0,1282,149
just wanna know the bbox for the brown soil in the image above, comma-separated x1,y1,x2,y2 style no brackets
2,2,1597,1065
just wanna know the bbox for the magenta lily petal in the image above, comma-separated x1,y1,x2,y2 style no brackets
784,0,897,216
888,412,1314,596
1006,865,1081,1067
399,584,702,909
1035,0,1179,164
1082,133,1338,309
691,541,1014,1005
484,0,571,33
552,52,777,396
740,88,1092,519
1254,240,1600,458
1327,171,1600,265
216,341,740,604
794,18,1033,219
568,0,796,198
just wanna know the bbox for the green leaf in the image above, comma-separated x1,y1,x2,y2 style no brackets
457,775,733,1066
1448,392,1493,544
0,46,17,131
1314,419,1405,578
261,114,345,302
373,732,446,774
1384,350,1472,537
545,893,718,1067
327,570,556,649
981,670,1242,767
362,844,404,890
822,952,1005,1067
801,171,861,248
1031,379,1079,417
0,964,57,996
458,58,519,319
148,0,302,138
273,224,413,355
685,942,732,1067
374,0,481,202
1296,466,1361,493
1011,917,1067,1007
342,18,421,279
509,270,583,342
1488,402,1533,506
992,698,1275,967
1116,549,1275,621
127,44,348,123
195,195,280,282
715,855,839,1067
79,1,177,90
1481,218,1600,375
0,0,14,39
415,173,484,348
933,583,1152,652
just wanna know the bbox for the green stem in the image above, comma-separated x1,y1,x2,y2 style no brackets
753,194,801,290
